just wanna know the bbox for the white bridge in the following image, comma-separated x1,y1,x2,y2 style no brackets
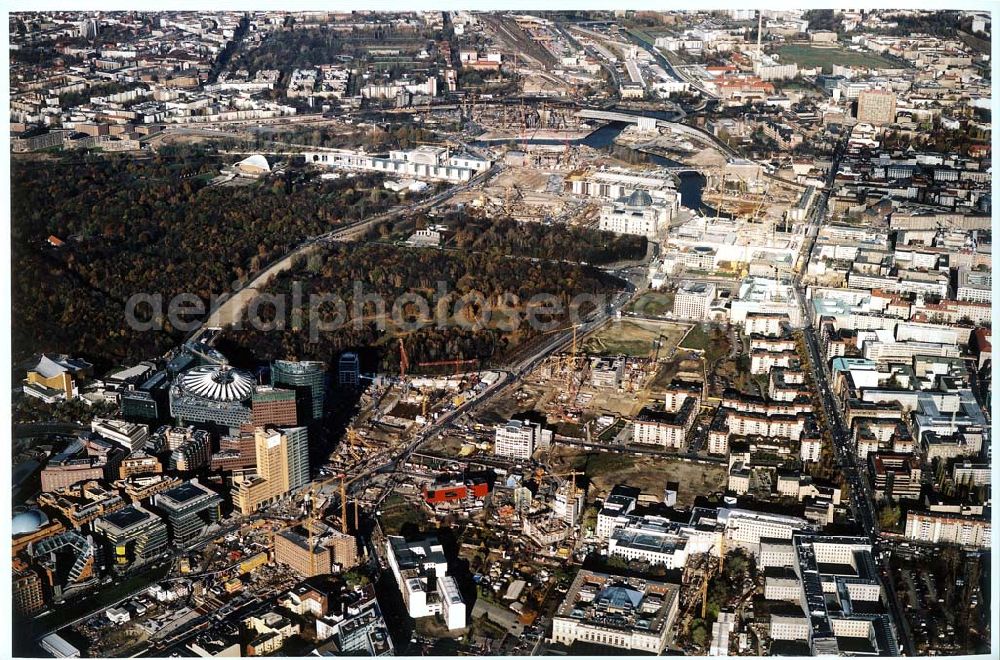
575,108,738,158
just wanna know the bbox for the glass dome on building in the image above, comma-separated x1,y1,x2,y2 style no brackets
13,509,49,536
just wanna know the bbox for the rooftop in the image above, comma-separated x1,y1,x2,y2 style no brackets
99,505,157,532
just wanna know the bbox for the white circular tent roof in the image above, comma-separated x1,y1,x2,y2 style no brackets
178,365,255,402
237,154,271,172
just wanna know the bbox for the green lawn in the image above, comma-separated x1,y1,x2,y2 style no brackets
583,320,687,358
378,494,427,536
679,324,730,366
777,44,901,73
679,324,712,352
627,291,675,317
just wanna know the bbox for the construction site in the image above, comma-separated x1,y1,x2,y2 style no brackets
700,171,801,225
469,100,593,142
456,165,602,226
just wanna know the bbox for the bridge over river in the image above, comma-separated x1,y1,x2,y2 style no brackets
575,108,738,158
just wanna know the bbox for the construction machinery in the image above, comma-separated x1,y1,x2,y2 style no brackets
652,333,672,362
536,467,585,482
747,181,770,225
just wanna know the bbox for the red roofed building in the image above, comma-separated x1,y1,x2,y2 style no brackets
972,327,992,368
714,75,775,102
423,474,491,506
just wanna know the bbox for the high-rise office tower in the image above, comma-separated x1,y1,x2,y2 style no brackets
233,426,310,514
271,360,326,425
338,352,361,388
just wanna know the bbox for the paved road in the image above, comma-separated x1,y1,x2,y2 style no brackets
13,422,85,438
187,163,502,341
554,435,727,464
339,287,636,512
790,136,916,657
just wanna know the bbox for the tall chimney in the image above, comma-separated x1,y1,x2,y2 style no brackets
757,11,763,54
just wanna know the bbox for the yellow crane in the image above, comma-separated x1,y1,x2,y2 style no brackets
700,534,726,618
539,322,586,392
533,467,585,486
748,181,770,225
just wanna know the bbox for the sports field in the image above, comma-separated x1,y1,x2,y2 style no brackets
777,44,900,72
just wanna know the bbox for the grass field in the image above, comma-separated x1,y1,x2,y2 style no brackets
679,324,711,352
378,493,427,536
777,44,900,73
679,323,732,367
627,291,675,317
583,319,689,357
551,448,726,507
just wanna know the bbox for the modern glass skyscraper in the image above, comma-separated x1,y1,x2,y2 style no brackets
271,360,326,425
282,426,310,491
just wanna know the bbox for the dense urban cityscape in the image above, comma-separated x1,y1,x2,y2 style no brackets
8,8,993,658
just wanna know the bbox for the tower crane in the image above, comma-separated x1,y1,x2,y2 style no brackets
416,358,478,375
700,533,725,618
652,333,671,362
539,322,586,392
749,181,770,225
541,468,586,483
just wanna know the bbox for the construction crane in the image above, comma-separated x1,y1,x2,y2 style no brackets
748,181,770,225
652,333,671,362
416,358,478,375
700,534,726,618
539,322,585,392
533,467,585,483
306,484,323,576
340,476,348,535
711,173,726,220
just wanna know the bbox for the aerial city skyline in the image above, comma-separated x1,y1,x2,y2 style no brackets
8,8,993,658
